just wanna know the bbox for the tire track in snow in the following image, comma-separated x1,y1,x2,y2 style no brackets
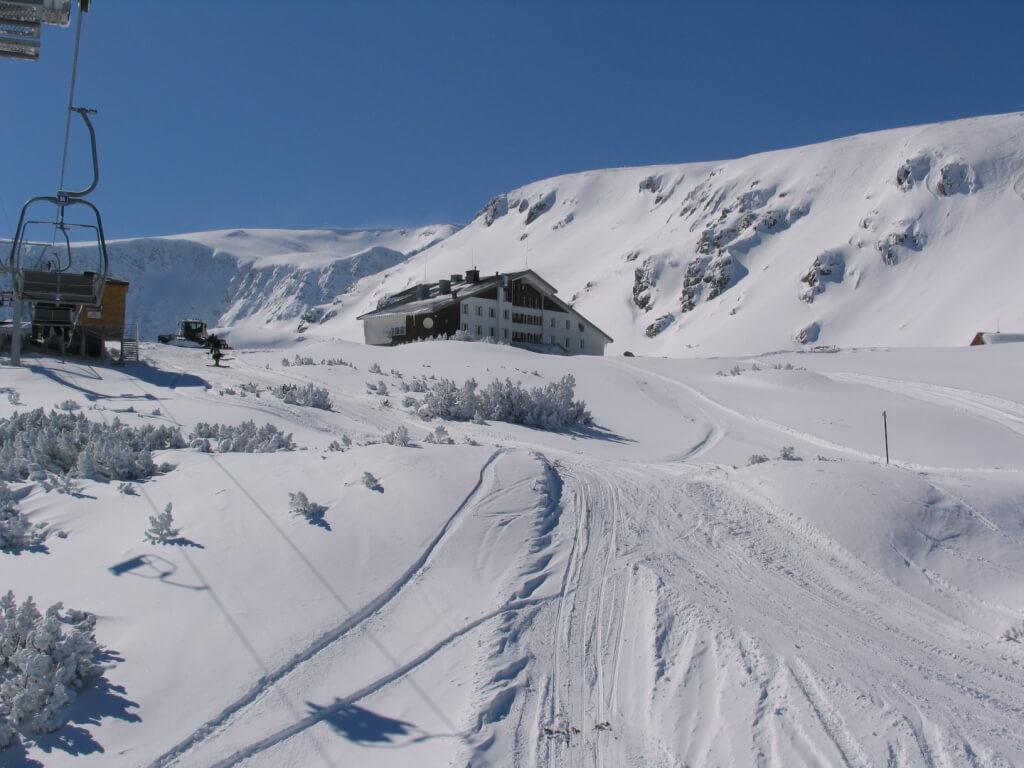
207,594,558,768
147,449,505,768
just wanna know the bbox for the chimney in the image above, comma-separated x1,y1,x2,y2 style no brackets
466,268,480,284
438,279,451,295
416,284,429,300
450,273,462,283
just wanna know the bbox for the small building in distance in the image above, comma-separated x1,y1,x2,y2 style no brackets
358,268,613,355
970,331,1024,346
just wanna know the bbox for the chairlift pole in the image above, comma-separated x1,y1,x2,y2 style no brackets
883,410,890,465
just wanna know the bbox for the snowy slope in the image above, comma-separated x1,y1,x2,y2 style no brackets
3,338,1024,767
323,112,1024,354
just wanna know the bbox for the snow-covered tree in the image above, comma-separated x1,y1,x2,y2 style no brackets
423,425,454,444
362,472,382,492
272,383,332,410
144,503,180,544
189,421,295,452
0,591,100,747
0,483,46,552
747,454,770,465
382,425,411,447
779,446,802,461
288,492,328,525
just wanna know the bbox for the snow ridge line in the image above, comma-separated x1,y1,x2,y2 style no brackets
147,448,505,768
208,594,558,768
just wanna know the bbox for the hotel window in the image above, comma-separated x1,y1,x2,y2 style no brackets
565,319,570,330
503,309,509,320
462,304,468,315
565,336,569,347
477,306,482,316
579,339,584,349
476,325,482,335
550,317,555,327
578,322,585,332
461,323,468,331
503,328,509,338
489,327,495,337
489,307,495,318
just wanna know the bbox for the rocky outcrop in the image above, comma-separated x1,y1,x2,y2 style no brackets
478,194,509,226
525,191,556,225
645,313,675,337
799,250,846,303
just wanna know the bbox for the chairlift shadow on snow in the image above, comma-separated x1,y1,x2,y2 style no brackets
564,422,634,444
307,699,419,745
108,553,207,590
9,650,139,764
124,360,209,391
26,364,157,403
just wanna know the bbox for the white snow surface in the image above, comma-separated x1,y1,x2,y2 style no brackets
3,337,1024,767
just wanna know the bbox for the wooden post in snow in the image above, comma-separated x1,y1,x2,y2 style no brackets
883,410,890,465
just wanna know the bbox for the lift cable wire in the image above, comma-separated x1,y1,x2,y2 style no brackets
50,2,84,250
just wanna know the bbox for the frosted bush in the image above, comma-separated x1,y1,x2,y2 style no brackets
401,396,417,408
416,375,591,430
423,425,454,445
57,399,80,412
0,409,184,482
1002,622,1024,643
779,446,802,461
292,355,315,366
117,482,136,496
341,434,352,448
273,383,333,410
321,357,354,368
280,357,291,367
0,591,101,747
238,381,262,396
382,425,411,446
145,503,180,544
362,472,382,492
288,491,328,525
747,454,770,465
189,421,295,452
0,483,46,552
366,380,388,396
327,440,343,452
368,363,383,374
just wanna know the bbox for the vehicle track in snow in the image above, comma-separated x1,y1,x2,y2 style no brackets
146,449,505,768
508,455,1024,766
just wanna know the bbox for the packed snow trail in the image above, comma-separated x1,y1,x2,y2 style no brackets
484,457,1024,767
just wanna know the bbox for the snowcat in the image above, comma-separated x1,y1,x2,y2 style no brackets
158,319,221,348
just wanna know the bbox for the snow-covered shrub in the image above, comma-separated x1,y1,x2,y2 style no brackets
368,363,383,375
0,388,21,407
57,400,79,412
190,437,212,452
281,357,291,367
189,421,295,452
1002,621,1024,643
327,440,343,452
292,355,315,366
288,492,328,525
145,503,180,544
717,365,743,377
389,368,403,378
0,484,46,552
401,395,417,409
272,383,333,410
341,434,352,448
366,380,388,396
779,446,802,462
0,409,184,483
382,425,411,447
117,482,136,496
0,592,101,748
423,425,454,445
321,357,354,368
462,435,480,446
747,454,770,465
416,375,591,430
362,472,382,492
418,378,480,421
239,382,262,396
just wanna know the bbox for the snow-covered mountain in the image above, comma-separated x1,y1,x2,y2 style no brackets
322,111,1024,354
51,225,458,342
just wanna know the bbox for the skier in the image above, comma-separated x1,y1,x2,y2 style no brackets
209,335,223,367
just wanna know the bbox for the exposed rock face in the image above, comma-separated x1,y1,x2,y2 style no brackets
478,194,509,226
936,161,976,196
645,313,675,337
794,321,820,344
896,155,930,191
877,222,925,265
702,251,733,300
525,191,556,225
800,250,846,303
680,257,708,314
632,256,656,311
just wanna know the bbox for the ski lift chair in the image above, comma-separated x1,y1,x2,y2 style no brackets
8,107,109,312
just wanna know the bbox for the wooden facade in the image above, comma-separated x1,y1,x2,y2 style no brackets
79,277,128,329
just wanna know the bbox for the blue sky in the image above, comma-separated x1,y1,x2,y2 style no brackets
2,0,1022,238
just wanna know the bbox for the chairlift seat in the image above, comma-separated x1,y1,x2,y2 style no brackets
18,269,101,306
0,0,72,60
32,302,77,326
